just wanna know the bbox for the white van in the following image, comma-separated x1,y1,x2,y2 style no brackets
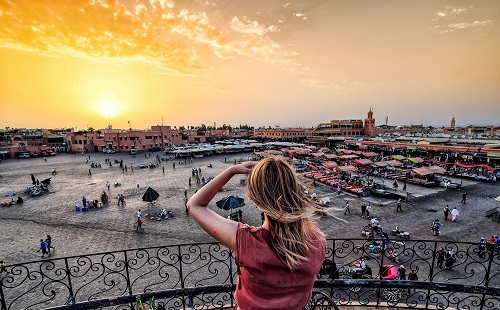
129,148,137,155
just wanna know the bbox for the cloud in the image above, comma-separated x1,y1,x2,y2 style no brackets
431,5,492,33
0,0,287,74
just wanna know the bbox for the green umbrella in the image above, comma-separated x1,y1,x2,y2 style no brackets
216,196,245,211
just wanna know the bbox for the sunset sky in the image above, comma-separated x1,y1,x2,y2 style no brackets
1,0,499,130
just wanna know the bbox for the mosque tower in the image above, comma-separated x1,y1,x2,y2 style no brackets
450,117,456,129
364,108,375,137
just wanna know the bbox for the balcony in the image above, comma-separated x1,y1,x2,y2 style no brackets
0,238,499,309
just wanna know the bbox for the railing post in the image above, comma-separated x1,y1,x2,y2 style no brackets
123,250,133,296
426,241,439,309
178,245,186,309
64,258,74,304
0,274,6,310
480,245,496,310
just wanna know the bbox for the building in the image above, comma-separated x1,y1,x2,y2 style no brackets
253,127,312,140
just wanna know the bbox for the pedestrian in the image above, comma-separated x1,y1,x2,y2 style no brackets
82,196,87,208
396,199,402,212
398,265,406,280
189,177,192,187
131,164,134,172
37,239,49,257
445,250,455,270
366,204,372,218
184,189,188,199
163,166,165,173
393,180,399,191
361,204,366,218
187,158,326,309
344,201,350,215
106,181,110,191
46,235,54,253
136,217,143,232
403,181,407,191
451,207,459,222
408,270,418,293
125,165,127,172
88,169,92,176
137,209,142,219
461,191,467,204
435,247,445,269
443,205,450,221
337,184,341,195
492,175,496,185
173,163,175,169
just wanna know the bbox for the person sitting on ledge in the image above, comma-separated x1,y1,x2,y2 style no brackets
187,158,326,310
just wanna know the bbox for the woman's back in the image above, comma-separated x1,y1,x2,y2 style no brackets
235,223,325,310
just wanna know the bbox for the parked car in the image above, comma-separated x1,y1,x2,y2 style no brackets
129,148,137,155
106,149,116,154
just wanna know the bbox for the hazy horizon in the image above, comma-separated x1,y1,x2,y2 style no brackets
1,1,499,130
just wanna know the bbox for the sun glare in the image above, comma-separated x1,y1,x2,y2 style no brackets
96,91,121,118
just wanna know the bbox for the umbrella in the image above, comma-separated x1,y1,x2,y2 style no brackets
142,187,160,202
5,191,16,197
41,178,52,185
216,196,245,211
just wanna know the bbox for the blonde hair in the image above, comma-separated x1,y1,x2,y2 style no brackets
247,157,324,269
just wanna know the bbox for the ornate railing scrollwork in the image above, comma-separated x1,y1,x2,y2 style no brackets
0,239,499,310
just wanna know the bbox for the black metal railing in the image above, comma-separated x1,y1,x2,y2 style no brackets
0,239,499,310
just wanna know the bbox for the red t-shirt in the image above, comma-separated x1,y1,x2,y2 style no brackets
235,223,326,310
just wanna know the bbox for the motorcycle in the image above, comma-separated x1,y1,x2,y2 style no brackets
391,226,410,239
363,224,382,234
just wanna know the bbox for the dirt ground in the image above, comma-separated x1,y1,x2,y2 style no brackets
0,152,499,265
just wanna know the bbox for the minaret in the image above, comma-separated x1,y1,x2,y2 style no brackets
450,117,456,129
364,108,375,137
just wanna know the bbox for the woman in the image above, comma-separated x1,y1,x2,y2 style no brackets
187,158,326,310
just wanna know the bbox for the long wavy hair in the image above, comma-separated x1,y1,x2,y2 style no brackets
247,157,324,269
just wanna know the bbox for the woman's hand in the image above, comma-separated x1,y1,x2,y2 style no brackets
230,161,256,175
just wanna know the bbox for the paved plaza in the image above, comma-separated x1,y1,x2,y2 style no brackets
0,152,499,266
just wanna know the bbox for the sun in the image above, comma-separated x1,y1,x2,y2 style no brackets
95,91,121,118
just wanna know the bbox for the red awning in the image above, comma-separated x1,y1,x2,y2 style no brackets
337,165,357,172
373,161,389,167
322,161,338,168
352,159,373,165
412,167,434,176
385,160,403,167
427,166,446,174
340,154,359,159
455,162,495,171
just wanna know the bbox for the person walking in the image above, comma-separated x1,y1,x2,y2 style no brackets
396,199,402,212
106,181,110,191
461,192,467,204
366,204,372,218
344,201,350,215
82,196,87,208
398,265,406,280
451,207,459,222
46,235,55,253
492,175,497,185
88,169,92,176
337,183,341,195
37,239,49,258
187,158,326,309
137,209,142,219
445,250,456,270
436,247,446,269
136,217,143,232
443,205,450,221
408,270,418,293
361,204,366,218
